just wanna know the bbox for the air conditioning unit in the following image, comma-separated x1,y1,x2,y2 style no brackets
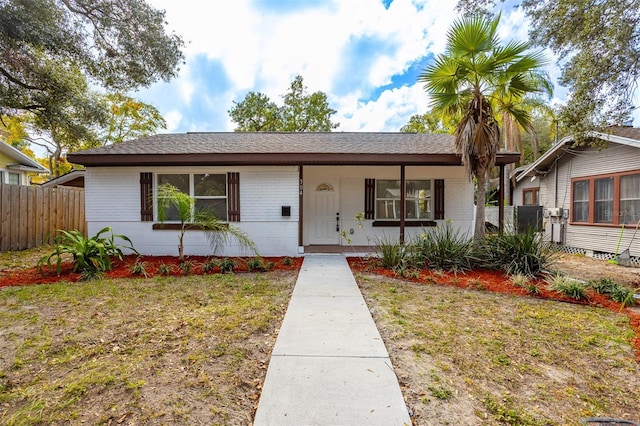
546,207,563,217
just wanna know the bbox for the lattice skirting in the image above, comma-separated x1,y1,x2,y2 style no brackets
553,244,640,267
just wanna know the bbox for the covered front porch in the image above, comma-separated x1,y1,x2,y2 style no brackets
299,160,517,253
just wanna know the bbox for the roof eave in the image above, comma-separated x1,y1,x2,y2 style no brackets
6,163,49,173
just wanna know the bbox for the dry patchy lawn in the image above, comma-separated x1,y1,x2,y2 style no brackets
0,271,296,425
357,273,640,426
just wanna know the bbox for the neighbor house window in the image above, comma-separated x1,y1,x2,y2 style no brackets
594,177,613,223
571,171,640,225
157,173,227,221
523,188,539,205
572,180,589,222
375,180,432,220
620,174,640,223
8,172,20,185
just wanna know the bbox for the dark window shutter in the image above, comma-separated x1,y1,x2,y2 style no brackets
364,178,375,219
227,172,240,222
434,179,445,220
140,172,153,222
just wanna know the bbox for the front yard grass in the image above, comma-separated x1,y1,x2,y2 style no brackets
0,272,296,425
357,273,640,425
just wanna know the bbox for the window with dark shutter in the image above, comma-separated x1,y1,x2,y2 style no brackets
227,172,240,222
140,172,153,221
364,178,375,219
434,179,445,220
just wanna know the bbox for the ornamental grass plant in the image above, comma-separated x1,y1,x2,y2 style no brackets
482,227,556,277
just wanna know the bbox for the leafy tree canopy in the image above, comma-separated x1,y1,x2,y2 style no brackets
0,0,182,177
0,0,184,114
100,93,166,145
229,75,340,132
400,110,457,134
456,0,640,132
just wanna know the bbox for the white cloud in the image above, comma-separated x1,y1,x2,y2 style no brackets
143,0,577,133
338,83,431,131
163,110,183,133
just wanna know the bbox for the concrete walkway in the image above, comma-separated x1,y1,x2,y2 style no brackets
253,255,411,426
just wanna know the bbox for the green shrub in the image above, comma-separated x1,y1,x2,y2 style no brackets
202,258,218,273
588,278,637,307
483,227,556,277
376,235,407,269
179,260,193,275
219,257,236,273
588,277,618,294
412,222,476,273
38,227,137,279
546,274,588,300
281,256,294,266
158,263,172,276
247,257,273,272
610,285,637,307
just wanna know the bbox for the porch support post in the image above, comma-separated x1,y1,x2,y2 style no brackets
400,165,406,245
499,164,505,234
298,166,304,249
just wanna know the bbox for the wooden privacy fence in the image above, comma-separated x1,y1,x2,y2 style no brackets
0,183,86,252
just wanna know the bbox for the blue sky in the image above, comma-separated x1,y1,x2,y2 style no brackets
137,0,637,134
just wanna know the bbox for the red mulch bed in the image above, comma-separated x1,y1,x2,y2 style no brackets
0,255,303,288
347,257,640,362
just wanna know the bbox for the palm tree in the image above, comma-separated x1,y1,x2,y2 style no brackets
157,184,258,261
419,14,549,242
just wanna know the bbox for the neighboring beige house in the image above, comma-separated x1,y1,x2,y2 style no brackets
513,126,640,262
0,140,49,185
68,132,519,257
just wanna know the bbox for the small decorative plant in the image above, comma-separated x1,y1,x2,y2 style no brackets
246,257,274,272
131,259,149,278
38,227,137,280
202,258,219,273
546,274,588,301
218,257,236,273
179,260,194,275
281,256,293,266
158,263,172,276
156,184,258,261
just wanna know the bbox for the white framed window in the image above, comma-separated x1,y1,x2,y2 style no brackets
157,173,227,221
375,179,432,220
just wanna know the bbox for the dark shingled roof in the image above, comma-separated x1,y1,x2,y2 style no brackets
74,132,456,155
609,125,640,141
68,132,521,166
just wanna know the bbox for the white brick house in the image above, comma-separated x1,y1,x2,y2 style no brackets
68,132,519,256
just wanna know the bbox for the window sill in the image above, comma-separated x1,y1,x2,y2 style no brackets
152,223,229,231
372,220,437,227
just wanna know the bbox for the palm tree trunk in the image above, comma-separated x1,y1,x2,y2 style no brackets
474,168,487,242
178,230,185,262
